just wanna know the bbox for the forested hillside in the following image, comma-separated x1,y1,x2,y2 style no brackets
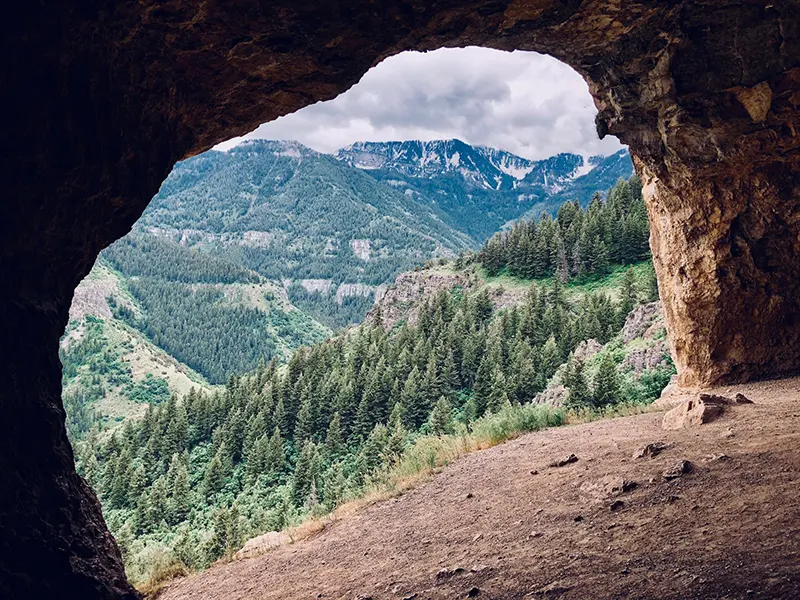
101,235,329,383
73,175,673,586
61,262,213,441
64,142,640,444
478,175,650,280
135,139,473,327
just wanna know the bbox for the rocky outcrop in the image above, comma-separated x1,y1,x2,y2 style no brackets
621,302,662,344
366,270,474,330
572,339,603,363
4,1,800,597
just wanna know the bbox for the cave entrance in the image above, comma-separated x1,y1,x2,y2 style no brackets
63,46,640,588
4,2,800,598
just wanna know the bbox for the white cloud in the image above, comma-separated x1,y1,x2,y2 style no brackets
215,47,623,160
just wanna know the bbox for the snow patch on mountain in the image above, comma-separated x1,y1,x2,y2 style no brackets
573,155,596,178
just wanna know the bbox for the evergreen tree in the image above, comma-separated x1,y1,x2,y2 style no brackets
593,353,621,408
324,412,344,459
264,427,286,474
564,357,590,409
291,440,319,505
168,456,191,524
428,396,453,435
617,267,637,327
202,444,228,497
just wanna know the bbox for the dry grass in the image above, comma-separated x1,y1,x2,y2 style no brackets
264,403,568,556
136,553,190,599
268,400,665,555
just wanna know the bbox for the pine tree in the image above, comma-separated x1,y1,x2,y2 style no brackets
428,396,453,435
564,357,590,409
264,427,286,474
643,263,660,302
386,415,407,458
471,353,495,417
486,368,511,413
294,391,315,445
168,457,190,524
400,366,425,428
617,267,637,327
202,444,228,497
324,411,344,459
352,395,372,443
322,462,346,510
593,353,621,408
292,440,319,506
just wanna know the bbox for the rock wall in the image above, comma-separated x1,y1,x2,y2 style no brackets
2,1,800,597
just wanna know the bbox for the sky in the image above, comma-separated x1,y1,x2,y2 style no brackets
216,47,623,161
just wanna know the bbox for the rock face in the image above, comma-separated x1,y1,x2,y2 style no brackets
3,1,800,598
366,270,474,330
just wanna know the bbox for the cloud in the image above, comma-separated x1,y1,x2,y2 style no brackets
215,47,623,160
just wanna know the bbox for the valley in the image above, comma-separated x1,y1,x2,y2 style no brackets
63,139,634,438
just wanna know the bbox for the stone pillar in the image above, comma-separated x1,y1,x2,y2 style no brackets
641,159,800,387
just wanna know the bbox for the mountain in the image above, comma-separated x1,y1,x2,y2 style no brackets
138,139,474,326
61,261,213,440
64,139,637,431
336,140,634,240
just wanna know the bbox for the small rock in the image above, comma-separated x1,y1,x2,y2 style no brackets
610,500,625,512
549,454,579,468
721,427,735,438
436,567,466,581
705,453,729,462
633,442,669,459
734,393,754,404
465,492,474,499
529,531,543,538
573,515,584,522
467,587,481,597
402,595,418,600
667,495,681,503
470,565,490,573
530,470,539,475
472,533,482,542
663,460,692,480
608,478,637,495
531,581,572,596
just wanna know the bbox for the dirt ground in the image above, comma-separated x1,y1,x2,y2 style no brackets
160,378,800,600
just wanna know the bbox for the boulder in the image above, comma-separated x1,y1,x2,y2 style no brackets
233,531,291,560
662,395,727,430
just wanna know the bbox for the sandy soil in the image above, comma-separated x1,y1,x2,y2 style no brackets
161,378,800,600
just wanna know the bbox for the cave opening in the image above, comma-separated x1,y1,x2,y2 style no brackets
3,2,800,598
64,46,638,587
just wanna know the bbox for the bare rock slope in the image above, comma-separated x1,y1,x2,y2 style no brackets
162,378,800,600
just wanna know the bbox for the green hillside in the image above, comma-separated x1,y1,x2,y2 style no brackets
135,140,474,327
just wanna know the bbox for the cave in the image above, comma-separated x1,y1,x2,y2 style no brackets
2,1,799,597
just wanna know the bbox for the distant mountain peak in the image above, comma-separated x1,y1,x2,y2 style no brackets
336,139,624,195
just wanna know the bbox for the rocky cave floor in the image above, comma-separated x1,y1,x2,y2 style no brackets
160,378,800,600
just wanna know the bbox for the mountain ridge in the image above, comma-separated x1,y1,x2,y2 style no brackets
335,139,633,239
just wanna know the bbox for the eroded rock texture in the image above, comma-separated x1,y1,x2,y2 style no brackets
2,1,800,597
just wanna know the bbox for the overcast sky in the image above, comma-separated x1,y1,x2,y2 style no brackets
216,47,623,161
